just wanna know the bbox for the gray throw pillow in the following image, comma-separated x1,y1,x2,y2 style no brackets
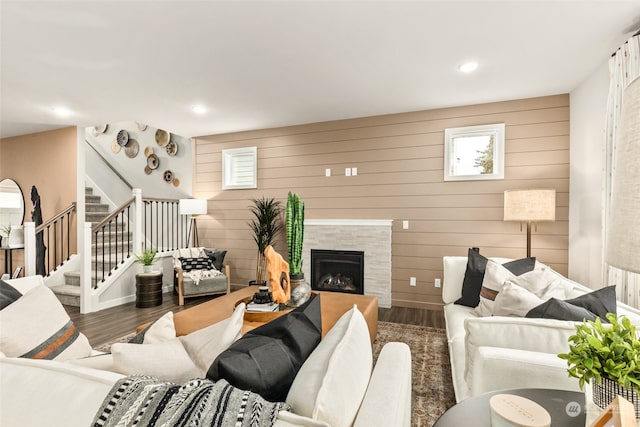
526,286,617,322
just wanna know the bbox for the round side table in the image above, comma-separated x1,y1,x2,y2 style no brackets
136,271,163,308
434,389,586,427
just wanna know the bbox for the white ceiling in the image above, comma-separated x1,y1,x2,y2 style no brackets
1,1,639,139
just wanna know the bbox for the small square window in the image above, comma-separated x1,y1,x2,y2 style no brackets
444,123,505,181
222,147,257,190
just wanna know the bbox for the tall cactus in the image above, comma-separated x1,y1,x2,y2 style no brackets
286,192,305,276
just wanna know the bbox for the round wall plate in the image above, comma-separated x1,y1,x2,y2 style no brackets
163,170,174,183
144,165,152,175
124,138,139,158
172,177,180,187
94,124,108,134
136,122,148,131
166,141,178,156
111,139,121,153
155,129,170,147
144,146,154,157
147,153,159,169
117,129,129,146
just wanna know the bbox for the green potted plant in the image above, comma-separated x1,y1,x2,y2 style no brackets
248,197,283,286
134,248,158,273
286,192,310,305
0,224,9,247
558,313,640,416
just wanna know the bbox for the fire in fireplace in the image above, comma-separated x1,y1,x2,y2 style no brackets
310,249,364,294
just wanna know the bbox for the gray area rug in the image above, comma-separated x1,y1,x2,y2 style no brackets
373,321,455,427
95,321,455,427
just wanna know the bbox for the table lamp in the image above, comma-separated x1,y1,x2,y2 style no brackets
179,198,207,247
607,76,640,274
504,189,556,257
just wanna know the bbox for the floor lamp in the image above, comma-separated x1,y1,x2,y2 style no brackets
607,76,640,274
179,199,207,248
504,189,556,257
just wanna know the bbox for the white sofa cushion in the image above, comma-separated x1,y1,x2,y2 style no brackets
474,260,518,316
0,283,92,361
0,356,124,427
286,305,372,427
129,311,176,344
492,282,546,317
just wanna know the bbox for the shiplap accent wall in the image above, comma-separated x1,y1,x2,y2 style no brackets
194,94,569,310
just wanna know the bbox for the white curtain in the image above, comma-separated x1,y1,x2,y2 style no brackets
604,33,640,308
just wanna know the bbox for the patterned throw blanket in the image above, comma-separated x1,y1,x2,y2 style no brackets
92,376,289,427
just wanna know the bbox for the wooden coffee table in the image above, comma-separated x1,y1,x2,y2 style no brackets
142,286,379,343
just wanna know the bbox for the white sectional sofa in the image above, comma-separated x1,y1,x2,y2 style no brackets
0,275,412,427
442,255,640,402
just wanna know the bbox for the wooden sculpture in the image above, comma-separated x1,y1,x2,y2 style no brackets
264,245,290,304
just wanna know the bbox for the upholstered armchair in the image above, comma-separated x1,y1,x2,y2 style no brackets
173,247,230,305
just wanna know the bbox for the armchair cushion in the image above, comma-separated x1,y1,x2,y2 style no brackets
205,248,228,271
179,256,214,272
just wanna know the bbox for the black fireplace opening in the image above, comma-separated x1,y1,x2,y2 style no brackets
311,249,364,294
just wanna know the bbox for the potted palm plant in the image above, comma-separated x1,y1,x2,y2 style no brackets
134,248,157,273
558,313,640,417
248,197,283,286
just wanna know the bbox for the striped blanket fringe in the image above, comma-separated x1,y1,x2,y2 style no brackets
92,376,289,427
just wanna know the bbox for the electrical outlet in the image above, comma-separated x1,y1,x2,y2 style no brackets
352,167,358,176
402,220,409,230
325,168,331,177
345,168,351,176
434,278,441,288
410,277,416,286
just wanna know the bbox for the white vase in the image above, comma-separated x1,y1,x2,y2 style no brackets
143,265,153,273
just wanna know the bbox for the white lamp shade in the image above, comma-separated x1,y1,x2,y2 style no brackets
504,189,556,222
179,198,208,215
607,76,640,273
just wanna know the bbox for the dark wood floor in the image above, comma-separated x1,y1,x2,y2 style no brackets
66,291,445,347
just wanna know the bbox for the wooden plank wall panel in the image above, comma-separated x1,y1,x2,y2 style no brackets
193,94,569,310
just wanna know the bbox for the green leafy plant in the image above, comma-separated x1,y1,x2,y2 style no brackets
558,313,640,391
248,197,283,284
134,248,157,266
0,225,10,237
286,192,304,277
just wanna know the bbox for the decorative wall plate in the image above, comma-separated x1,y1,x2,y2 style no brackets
117,129,129,146
163,170,174,183
155,129,170,147
144,146,154,157
94,124,108,134
166,141,178,156
147,154,159,170
136,122,148,131
172,178,180,187
111,139,121,153
124,139,139,158
144,165,152,175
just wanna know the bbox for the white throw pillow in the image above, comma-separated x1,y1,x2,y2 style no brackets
286,305,373,427
111,339,202,383
492,282,545,317
474,260,517,317
505,267,567,300
135,311,176,344
0,284,92,361
179,302,245,372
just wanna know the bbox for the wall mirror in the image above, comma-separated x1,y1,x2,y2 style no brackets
0,178,25,230
444,123,505,181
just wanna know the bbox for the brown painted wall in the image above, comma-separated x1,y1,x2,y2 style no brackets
194,95,569,310
0,127,78,274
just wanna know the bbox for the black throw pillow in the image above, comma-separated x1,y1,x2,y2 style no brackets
205,248,228,271
455,248,536,308
0,279,22,310
179,257,214,272
526,286,617,322
207,293,322,402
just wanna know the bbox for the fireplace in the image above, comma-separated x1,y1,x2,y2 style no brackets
311,249,364,294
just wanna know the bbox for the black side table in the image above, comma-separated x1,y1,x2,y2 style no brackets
434,389,586,427
136,272,163,308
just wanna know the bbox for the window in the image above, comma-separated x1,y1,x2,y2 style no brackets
222,147,257,189
444,123,505,181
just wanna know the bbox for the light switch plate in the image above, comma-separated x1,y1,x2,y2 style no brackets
352,167,358,176
402,220,409,229
345,168,351,176
435,278,441,288
325,168,331,177
410,277,417,286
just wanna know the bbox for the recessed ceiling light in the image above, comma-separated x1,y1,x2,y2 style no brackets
52,106,72,117
192,105,207,115
458,62,478,73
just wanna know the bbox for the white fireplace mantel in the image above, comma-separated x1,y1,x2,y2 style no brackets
302,219,393,308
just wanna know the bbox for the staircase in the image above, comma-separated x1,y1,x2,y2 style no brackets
50,187,116,307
